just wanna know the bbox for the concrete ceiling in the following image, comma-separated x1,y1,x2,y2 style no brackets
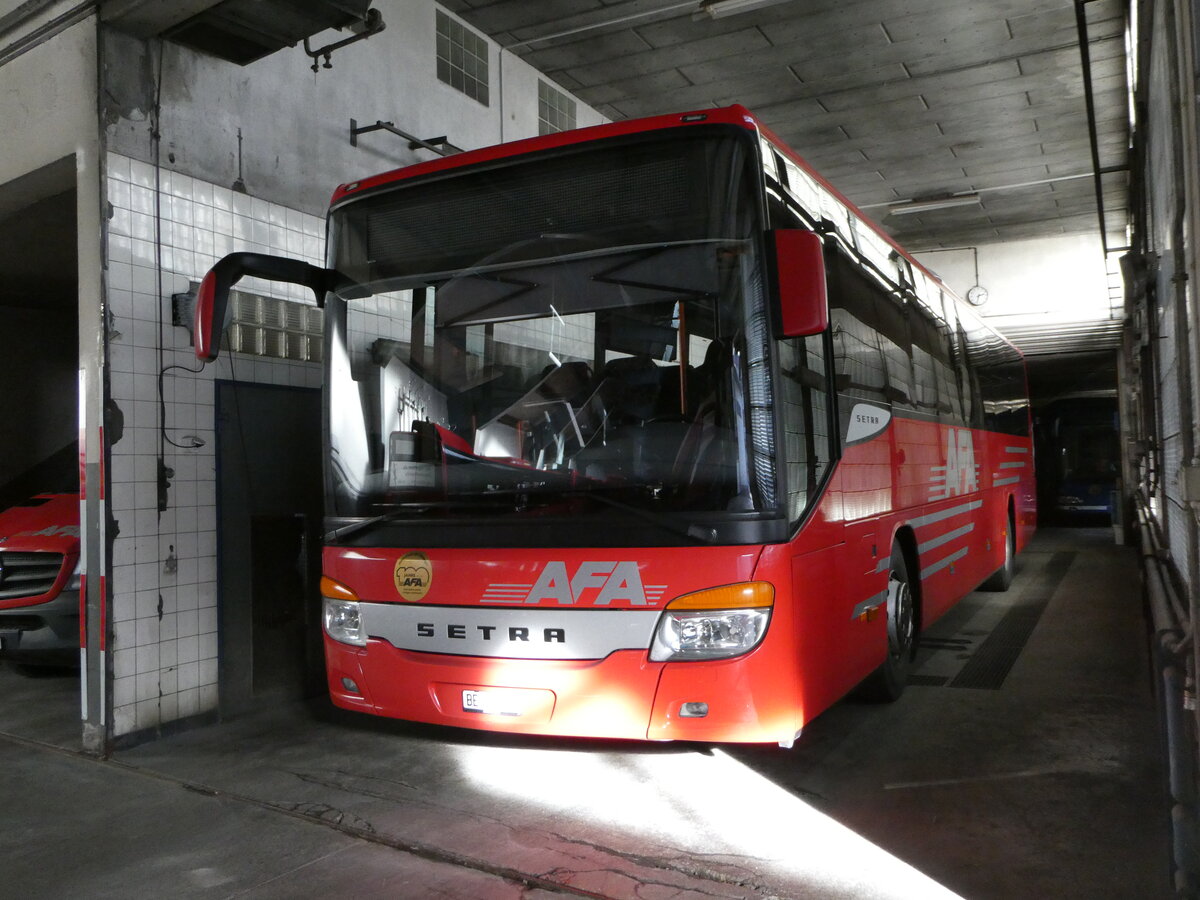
443,0,1130,256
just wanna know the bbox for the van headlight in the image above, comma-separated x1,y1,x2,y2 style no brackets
321,576,366,647
67,558,83,591
650,582,773,662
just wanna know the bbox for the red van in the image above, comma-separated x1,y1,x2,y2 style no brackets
0,491,80,665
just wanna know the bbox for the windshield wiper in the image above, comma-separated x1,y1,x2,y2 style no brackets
326,490,718,545
559,488,718,545
326,499,503,543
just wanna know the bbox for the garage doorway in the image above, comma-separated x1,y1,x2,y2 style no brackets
0,157,82,747
216,381,322,716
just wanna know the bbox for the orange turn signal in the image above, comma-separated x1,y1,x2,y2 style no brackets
320,575,360,602
665,582,774,610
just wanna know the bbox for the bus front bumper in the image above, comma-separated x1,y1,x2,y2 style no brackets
324,636,801,744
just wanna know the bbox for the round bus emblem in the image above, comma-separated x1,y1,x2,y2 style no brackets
394,552,432,602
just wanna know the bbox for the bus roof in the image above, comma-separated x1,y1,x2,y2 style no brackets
329,106,759,207
329,104,1022,360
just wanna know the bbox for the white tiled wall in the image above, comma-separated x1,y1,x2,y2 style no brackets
105,152,323,736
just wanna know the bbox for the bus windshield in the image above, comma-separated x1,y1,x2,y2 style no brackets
324,130,782,541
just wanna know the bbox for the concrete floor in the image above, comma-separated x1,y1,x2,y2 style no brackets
0,527,1171,899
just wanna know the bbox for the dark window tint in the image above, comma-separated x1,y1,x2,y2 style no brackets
966,324,1029,436
827,252,889,405
778,333,832,522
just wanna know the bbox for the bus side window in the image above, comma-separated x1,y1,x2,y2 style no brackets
827,252,889,406
778,332,832,523
977,346,1030,437
954,323,983,429
870,286,915,408
908,310,943,418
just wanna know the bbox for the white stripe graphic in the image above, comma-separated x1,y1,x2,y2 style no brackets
922,546,969,579
910,499,984,530
851,588,888,620
918,523,975,555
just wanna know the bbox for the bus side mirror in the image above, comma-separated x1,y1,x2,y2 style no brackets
194,252,334,362
768,229,828,337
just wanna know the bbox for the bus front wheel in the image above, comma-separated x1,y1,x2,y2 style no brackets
862,544,916,702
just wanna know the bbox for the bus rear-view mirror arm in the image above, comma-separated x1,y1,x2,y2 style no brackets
768,229,828,338
194,252,336,362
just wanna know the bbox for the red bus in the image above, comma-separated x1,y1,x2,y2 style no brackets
194,105,1034,746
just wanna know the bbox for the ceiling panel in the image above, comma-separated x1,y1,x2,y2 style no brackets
445,2,1132,360
452,0,1128,255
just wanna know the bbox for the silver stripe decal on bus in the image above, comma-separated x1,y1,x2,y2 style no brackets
909,499,984,530
928,467,982,501
918,523,975,555
1004,446,1029,454
361,603,662,660
998,461,1026,469
481,584,534,604
851,589,888,620
993,476,1022,487
922,547,969,579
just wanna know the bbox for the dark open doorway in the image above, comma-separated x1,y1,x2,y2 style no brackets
216,381,323,716
0,157,81,748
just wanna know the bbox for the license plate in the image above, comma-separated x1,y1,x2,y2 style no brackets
462,689,524,717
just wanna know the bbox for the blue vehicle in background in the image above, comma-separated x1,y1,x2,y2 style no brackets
1038,396,1119,523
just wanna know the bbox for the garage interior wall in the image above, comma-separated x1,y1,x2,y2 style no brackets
98,2,605,739
1125,0,1200,882
0,9,106,748
104,156,324,734
915,234,1117,336
1130,0,1199,609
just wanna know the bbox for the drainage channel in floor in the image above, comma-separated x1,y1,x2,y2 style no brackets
910,551,1076,690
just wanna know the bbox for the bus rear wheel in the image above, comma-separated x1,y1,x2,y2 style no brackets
861,544,916,702
980,517,1015,592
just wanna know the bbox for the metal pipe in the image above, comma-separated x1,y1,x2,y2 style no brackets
1138,491,1200,890
1140,502,1185,639
1074,0,1112,255
1172,0,1200,486
1140,497,1192,633
1161,1,1200,756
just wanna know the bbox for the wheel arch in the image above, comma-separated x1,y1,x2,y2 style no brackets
890,524,923,640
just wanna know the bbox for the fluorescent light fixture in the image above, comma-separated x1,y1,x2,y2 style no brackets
887,194,981,216
698,0,792,19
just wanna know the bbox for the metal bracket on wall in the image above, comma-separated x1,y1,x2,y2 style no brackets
350,119,462,157
304,8,386,72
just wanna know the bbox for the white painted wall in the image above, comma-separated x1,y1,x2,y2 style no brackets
0,16,96,189
914,234,1114,330
104,153,327,734
0,14,108,745
104,0,607,216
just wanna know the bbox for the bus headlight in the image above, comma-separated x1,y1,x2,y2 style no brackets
321,576,367,647
649,582,773,662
